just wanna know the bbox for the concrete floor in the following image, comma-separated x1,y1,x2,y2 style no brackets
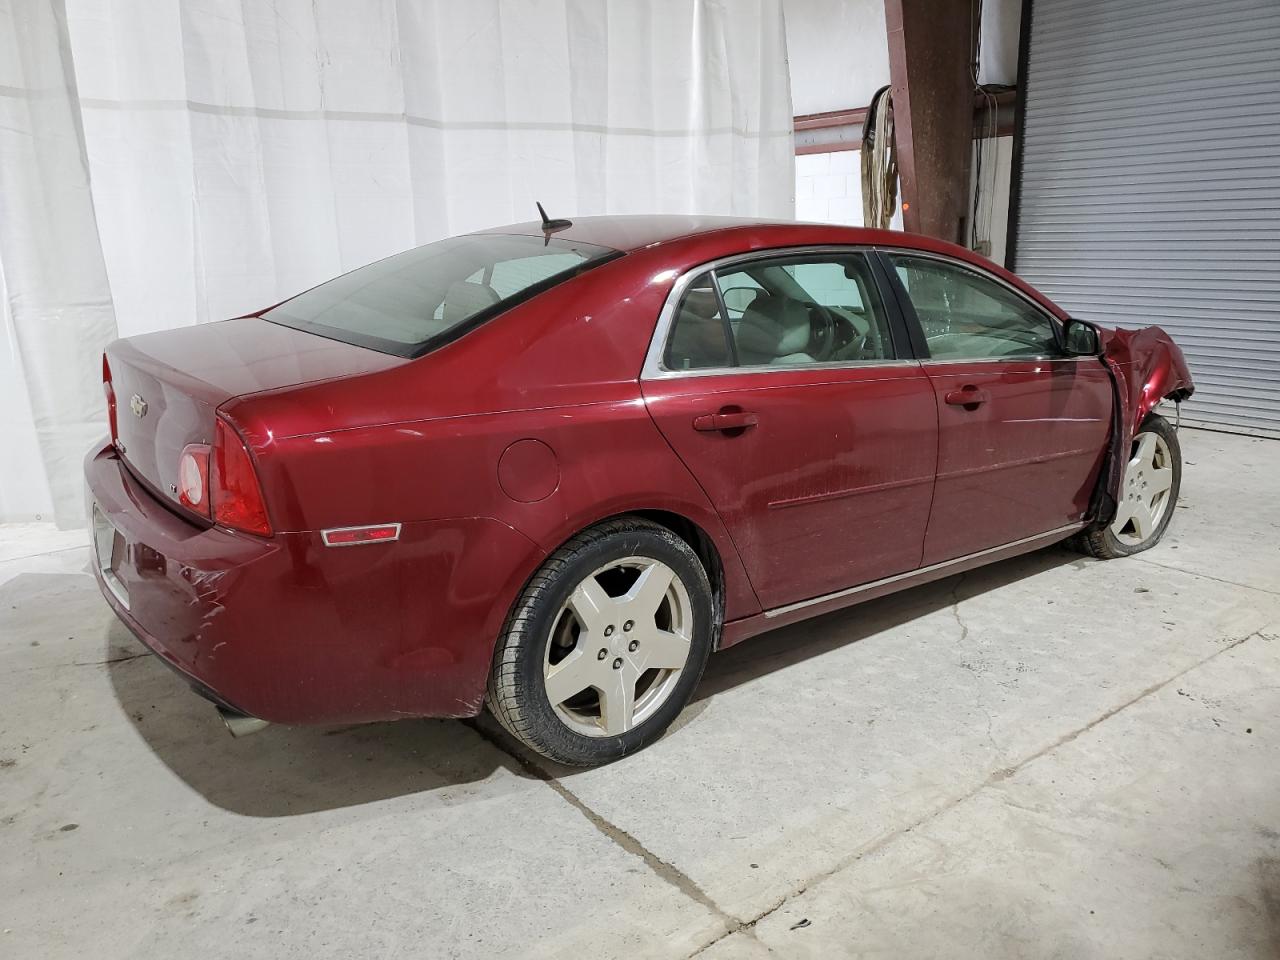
2,427,1279,959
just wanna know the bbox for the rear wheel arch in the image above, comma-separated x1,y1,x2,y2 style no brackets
479,499,754,693
630,510,726,641
509,509,727,646
485,513,718,764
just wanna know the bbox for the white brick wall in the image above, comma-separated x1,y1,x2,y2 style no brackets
794,150,863,226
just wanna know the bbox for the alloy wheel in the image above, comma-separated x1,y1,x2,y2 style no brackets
1110,430,1175,546
543,557,693,737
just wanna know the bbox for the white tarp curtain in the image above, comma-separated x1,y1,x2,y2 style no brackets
0,0,795,527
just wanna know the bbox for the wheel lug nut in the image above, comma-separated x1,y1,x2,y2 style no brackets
598,648,608,660
628,640,639,652
623,620,634,632
612,658,623,670
604,625,615,637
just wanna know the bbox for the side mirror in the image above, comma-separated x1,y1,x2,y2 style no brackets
1062,317,1102,356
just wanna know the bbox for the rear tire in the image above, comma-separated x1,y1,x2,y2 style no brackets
487,517,715,766
1075,413,1181,560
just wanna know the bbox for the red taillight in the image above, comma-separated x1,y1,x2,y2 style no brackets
177,444,211,517
211,417,272,536
103,354,118,445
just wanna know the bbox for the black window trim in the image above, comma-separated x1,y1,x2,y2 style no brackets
706,272,741,367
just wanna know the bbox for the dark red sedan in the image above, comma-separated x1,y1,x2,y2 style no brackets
87,216,1193,765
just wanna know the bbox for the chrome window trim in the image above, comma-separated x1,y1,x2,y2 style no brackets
643,356,922,381
920,355,1098,367
874,245,1072,362
640,245,914,382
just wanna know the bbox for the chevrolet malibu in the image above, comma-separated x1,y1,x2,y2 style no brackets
87,215,1194,765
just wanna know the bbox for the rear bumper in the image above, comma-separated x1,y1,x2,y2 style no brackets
84,443,544,724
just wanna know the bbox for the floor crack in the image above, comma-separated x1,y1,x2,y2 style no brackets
948,573,1000,759
687,628,1264,956
1132,556,1280,596
948,572,970,648
0,543,89,564
465,719,747,943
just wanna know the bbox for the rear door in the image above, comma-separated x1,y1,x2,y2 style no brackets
640,249,938,612
880,251,1113,565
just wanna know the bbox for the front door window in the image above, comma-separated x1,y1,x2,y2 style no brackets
888,254,1060,360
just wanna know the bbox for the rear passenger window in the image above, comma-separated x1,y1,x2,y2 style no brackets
663,276,732,370
661,253,895,372
718,256,891,366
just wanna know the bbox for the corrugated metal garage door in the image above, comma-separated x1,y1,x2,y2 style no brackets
1012,0,1280,436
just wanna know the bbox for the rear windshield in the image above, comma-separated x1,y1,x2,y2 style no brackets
262,233,620,357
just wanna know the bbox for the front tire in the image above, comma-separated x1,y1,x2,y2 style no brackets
487,517,715,766
1076,413,1181,559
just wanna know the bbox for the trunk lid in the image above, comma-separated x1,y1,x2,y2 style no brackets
106,318,403,513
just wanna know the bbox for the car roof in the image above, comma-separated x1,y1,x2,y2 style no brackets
474,214,1065,319
476,214,912,254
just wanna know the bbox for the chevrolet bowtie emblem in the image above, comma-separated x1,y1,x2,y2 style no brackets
129,394,148,418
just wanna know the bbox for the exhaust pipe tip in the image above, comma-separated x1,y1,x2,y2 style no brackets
217,706,270,738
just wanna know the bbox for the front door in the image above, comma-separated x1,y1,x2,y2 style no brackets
883,252,1113,565
641,250,938,611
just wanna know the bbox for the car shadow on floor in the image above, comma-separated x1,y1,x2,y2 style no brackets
105,629,514,817
107,546,1088,816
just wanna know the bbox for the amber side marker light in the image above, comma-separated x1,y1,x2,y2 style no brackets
321,523,402,547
